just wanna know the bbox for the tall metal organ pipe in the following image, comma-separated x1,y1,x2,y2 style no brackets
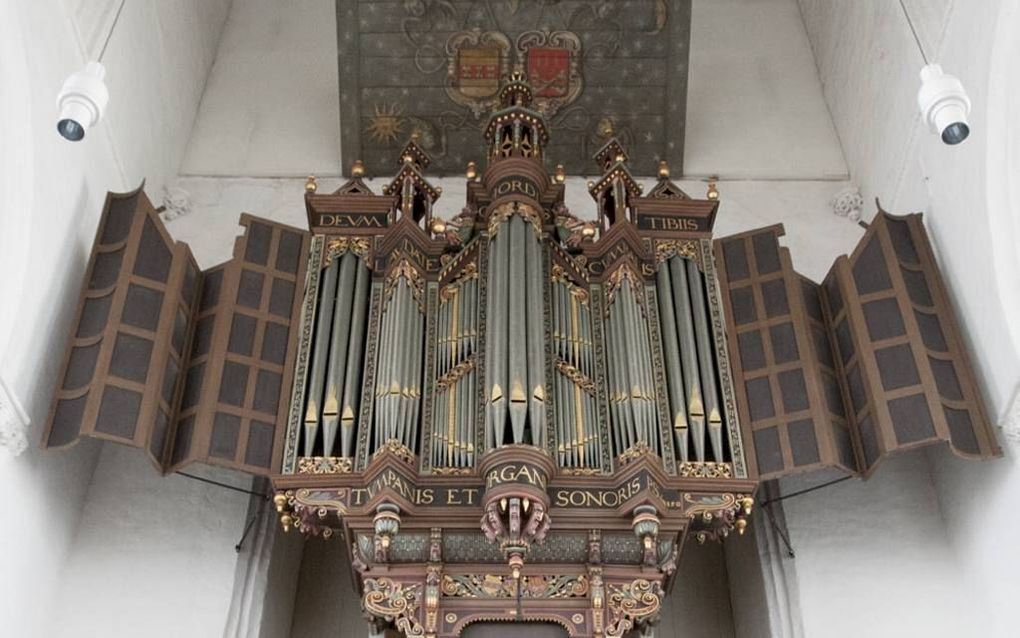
431,266,479,470
551,267,600,470
484,207,547,450
604,272,660,459
374,265,425,454
301,252,371,458
656,255,728,463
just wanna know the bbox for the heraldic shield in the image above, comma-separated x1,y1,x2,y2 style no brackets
446,30,513,117
517,30,582,116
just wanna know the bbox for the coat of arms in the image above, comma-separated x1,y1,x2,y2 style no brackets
446,31,512,117
517,30,582,116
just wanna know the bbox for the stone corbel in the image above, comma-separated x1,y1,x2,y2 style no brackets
831,185,863,222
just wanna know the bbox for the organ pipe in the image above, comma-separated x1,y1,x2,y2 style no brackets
604,271,660,459
301,252,371,459
656,255,729,464
374,264,425,455
432,265,479,470
551,266,600,471
484,206,547,450
668,256,706,461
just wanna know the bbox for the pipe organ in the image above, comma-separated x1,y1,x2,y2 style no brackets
44,72,999,638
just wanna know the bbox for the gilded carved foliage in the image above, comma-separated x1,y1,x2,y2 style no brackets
296,456,354,475
363,578,425,638
605,578,663,638
441,573,589,599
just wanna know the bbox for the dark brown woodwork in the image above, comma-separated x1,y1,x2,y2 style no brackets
171,215,310,474
821,211,999,474
44,188,310,476
715,226,855,480
716,214,1000,481
45,186,200,469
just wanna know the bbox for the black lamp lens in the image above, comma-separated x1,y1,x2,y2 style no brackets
57,119,85,141
942,122,970,145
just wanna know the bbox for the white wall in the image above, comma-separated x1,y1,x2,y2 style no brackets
181,0,340,177
796,0,1020,419
167,174,859,277
783,2,1020,637
777,454,982,638
0,1,229,635
685,0,847,179
47,445,252,638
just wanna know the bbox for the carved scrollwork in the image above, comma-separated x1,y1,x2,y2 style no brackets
654,239,699,265
325,237,372,266
678,461,733,478
441,573,589,599
603,264,645,314
373,439,417,465
296,456,354,474
384,258,426,310
605,578,664,638
363,578,425,638
487,201,543,238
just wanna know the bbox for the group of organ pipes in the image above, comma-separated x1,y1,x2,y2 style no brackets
287,74,741,479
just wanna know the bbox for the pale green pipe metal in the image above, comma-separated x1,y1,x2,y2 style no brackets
340,260,370,457
669,257,705,462
304,258,339,456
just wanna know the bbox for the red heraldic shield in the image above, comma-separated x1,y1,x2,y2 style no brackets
527,47,571,98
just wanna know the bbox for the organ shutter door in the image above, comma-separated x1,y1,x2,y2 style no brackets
715,213,1000,481
44,187,310,476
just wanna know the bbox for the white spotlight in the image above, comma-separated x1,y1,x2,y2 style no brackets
917,63,971,145
56,61,109,141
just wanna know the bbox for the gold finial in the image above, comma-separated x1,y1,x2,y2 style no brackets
273,493,287,513
735,518,748,535
554,164,566,183
581,223,596,238
431,218,447,234
410,130,420,142
658,161,670,179
466,161,477,180
305,175,317,192
706,179,719,200
351,160,365,177
403,154,414,165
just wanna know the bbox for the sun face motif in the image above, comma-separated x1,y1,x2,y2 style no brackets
366,103,405,144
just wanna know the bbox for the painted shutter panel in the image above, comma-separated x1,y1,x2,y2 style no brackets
821,212,999,475
45,188,310,476
715,226,855,480
170,214,310,475
45,186,201,470
716,214,1000,481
